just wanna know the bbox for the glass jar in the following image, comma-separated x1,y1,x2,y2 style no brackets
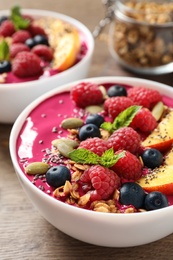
109,0,173,74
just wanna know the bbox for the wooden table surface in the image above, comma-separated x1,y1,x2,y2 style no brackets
1,1,173,259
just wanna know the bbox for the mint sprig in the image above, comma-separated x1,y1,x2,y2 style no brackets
11,6,30,30
0,40,9,61
101,105,142,133
68,148,125,168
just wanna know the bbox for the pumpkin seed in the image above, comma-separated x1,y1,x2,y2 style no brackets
25,162,49,175
52,138,79,149
85,105,103,114
61,117,84,129
57,142,74,158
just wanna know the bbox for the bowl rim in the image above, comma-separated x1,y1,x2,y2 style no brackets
9,76,173,219
0,8,94,89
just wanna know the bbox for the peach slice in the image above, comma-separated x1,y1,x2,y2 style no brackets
137,165,173,195
53,27,81,71
142,109,173,151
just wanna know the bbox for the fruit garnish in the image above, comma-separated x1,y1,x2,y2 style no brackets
0,40,9,61
53,26,81,71
68,148,125,168
101,105,141,133
142,109,173,151
10,6,30,30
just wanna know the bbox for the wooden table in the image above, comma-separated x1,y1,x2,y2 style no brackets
1,1,173,259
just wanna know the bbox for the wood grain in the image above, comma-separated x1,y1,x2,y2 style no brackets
0,1,173,259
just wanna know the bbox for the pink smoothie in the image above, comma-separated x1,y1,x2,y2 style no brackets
16,82,173,209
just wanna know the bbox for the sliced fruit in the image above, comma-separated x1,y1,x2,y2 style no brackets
52,27,81,71
142,109,173,151
137,165,173,195
164,148,173,165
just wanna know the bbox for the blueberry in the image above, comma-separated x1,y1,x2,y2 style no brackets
120,182,146,209
141,148,163,169
33,34,49,46
0,16,8,25
144,191,168,211
78,123,101,141
85,114,104,128
46,165,71,188
25,38,36,48
0,61,11,73
107,85,127,97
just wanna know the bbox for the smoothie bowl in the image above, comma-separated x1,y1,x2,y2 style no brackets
0,7,94,123
10,76,173,247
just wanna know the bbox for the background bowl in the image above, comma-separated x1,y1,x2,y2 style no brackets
9,76,173,247
0,9,94,124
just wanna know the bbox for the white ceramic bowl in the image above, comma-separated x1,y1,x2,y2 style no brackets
10,76,173,247
0,9,94,124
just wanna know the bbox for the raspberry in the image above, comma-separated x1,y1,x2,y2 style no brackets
111,150,142,181
31,44,53,62
104,96,134,119
79,137,108,156
12,51,42,78
28,24,47,37
127,87,162,109
107,127,141,154
130,108,157,132
0,20,15,37
70,82,104,108
10,43,30,59
80,165,120,201
12,30,31,43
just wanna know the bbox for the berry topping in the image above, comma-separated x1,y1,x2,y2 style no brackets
0,20,15,37
31,44,53,62
80,165,120,201
25,38,36,49
27,24,47,37
78,123,101,141
12,29,31,43
12,51,42,77
85,113,104,128
128,87,162,109
79,137,108,156
119,182,146,209
130,107,157,132
70,82,104,108
10,43,30,59
112,150,142,180
104,96,134,119
0,16,8,26
141,148,163,169
33,34,49,46
0,60,11,73
107,85,127,97
107,127,141,154
46,165,71,188
144,191,168,210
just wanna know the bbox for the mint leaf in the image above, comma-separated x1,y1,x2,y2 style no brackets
11,6,30,30
68,148,100,165
101,105,142,133
100,121,113,132
112,105,142,131
99,148,125,168
0,41,9,61
68,147,125,168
